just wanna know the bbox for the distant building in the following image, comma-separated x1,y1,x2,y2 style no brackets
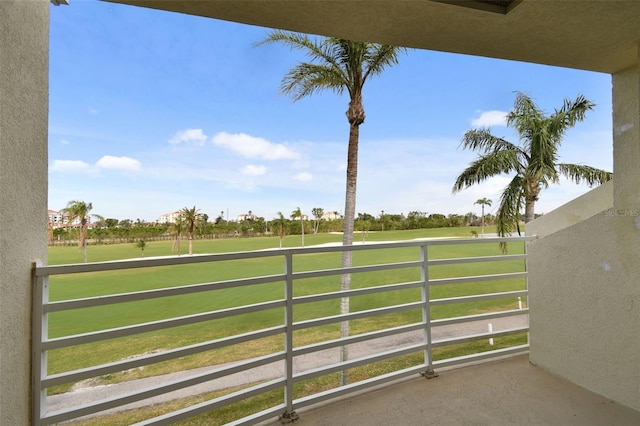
157,211,182,224
237,213,258,221
47,209,90,228
321,211,341,220
48,210,64,228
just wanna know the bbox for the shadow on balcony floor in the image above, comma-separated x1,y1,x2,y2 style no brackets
268,355,640,426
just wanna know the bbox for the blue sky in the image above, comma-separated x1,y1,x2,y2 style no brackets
49,1,613,222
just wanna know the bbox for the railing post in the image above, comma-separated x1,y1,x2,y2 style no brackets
31,261,48,425
420,244,437,379
280,250,299,423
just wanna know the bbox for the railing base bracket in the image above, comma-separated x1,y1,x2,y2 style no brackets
421,369,439,379
280,410,300,424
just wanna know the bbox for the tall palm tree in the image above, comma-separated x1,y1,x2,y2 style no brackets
61,200,102,262
181,206,201,255
291,207,305,247
259,33,405,383
272,212,288,249
453,92,612,239
474,198,492,235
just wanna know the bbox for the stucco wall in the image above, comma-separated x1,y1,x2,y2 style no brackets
527,180,613,238
528,212,640,411
0,1,49,424
528,62,640,411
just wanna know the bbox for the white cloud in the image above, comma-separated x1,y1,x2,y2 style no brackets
471,110,508,127
60,139,71,145
241,165,267,176
50,160,91,173
212,131,300,160
96,155,142,171
169,128,208,146
293,172,313,182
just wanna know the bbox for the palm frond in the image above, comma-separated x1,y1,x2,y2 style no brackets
506,92,544,138
362,44,406,81
282,63,345,99
495,175,524,238
452,149,522,193
549,94,595,138
460,128,522,154
558,163,612,186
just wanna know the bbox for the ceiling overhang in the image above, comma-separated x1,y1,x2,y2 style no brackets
105,0,640,74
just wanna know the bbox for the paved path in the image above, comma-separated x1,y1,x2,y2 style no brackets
47,314,528,418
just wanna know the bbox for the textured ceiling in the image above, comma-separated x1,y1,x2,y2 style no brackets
106,0,640,74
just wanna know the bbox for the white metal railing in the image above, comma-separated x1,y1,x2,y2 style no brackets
32,237,532,425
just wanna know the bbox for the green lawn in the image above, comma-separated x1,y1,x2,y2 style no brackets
44,227,526,395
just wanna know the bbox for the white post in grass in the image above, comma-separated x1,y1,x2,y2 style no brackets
518,296,523,310
488,323,494,345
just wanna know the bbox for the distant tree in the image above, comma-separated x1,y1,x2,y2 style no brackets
454,92,612,240
272,212,288,249
181,206,201,255
47,220,54,245
357,212,375,221
61,200,102,262
474,198,492,235
136,239,146,257
291,207,305,247
311,207,324,233
104,218,119,228
169,218,185,254
358,219,370,243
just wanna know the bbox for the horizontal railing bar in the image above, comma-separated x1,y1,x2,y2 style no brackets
43,300,285,350
432,326,529,347
293,323,425,357
415,236,535,246
44,274,286,313
430,290,528,306
293,343,426,383
288,241,426,255
35,250,287,277
293,281,423,305
292,260,422,281
292,301,424,331
35,237,535,277
285,236,535,256
43,326,285,388
42,353,286,425
293,363,429,411
226,404,288,426
132,380,285,426
429,254,527,266
433,345,529,370
432,309,528,328
429,271,527,286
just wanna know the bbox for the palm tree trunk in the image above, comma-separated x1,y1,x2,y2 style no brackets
340,121,360,385
82,223,88,263
188,234,193,255
524,199,536,223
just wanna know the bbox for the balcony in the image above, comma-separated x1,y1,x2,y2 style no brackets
33,235,640,425
273,354,640,426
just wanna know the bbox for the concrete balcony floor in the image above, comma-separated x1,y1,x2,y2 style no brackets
266,355,640,426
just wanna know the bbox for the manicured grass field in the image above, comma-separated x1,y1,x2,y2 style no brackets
45,227,526,396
